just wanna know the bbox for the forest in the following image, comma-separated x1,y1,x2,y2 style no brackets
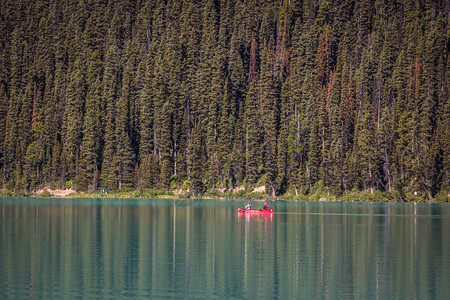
0,0,448,201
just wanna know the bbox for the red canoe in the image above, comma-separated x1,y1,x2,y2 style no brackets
238,208,273,214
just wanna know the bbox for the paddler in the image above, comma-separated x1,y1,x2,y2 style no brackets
245,202,251,210
260,202,268,211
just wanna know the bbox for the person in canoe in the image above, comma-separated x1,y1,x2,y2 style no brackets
260,202,268,211
245,202,252,210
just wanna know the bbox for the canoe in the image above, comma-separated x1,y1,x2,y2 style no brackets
238,208,273,214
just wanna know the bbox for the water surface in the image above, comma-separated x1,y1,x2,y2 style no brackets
1,197,449,299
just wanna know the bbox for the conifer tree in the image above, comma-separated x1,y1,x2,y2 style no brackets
392,50,412,200
231,97,246,187
0,82,7,183
440,100,450,193
24,120,45,188
276,77,291,195
138,63,155,161
342,66,357,154
187,125,205,194
328,70,344,194
101,44,122,189
307,117,320,187
79,50,103,190
199,0,221,188
244,81,260,185
228,28,247,109
63,58,86,181
217,79,236,189
259,40,279,195
355,96,381,193
114,57,135,190
378,103,395,193
3,28,27,187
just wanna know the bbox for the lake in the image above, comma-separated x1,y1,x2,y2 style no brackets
1,197,449,299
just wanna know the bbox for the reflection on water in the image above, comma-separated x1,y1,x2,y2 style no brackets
0,198,449,299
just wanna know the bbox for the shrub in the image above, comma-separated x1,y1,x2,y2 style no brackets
233,190,267,200
170,181,178,190
169,175,178,189
340,190,389,202
0,189,13,196
433,193,449,202
204,189,226,198
38,190,53,197
177,191,193,198
182,180,192,190
234,190,248,199
4,180,14,191
142,189,174,198
65,180,73,189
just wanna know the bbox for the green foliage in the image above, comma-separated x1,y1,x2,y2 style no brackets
14,189,30,197
0,189,13,196
233,190,266,200
141,189,174,198
169,175,178,190
38,190,53,197
182,180,192,191
4,180,14,191
65,180,73,189
203,189,228,199
176,191,193,199
340,190,389,202
433,192,450,203
0,0,447,201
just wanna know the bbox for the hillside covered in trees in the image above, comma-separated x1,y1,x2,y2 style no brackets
0,0,448,201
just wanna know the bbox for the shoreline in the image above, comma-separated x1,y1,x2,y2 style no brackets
2,187,446,203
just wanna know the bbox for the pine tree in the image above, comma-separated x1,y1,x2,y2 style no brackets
231,97,246,187
79,50,103,190
3,27,27,188
328,69,344,194
200,0,221,189
217,79,236,189
24,120,45,189
187,125,205,195
282,21,309,194
244,81,260,185
276,77,291,195
101,44,122,189
63,58,86,181
228,27,247,110
355,0,373,47
0,81,7,184
342,66,357,153
138,62,155,161
114,58,135,190
411,11,447,201
355,96,381,193
307,117,320,187
378,102,395,193
440,100,450,193
135,154,160,190
258,41,279,195
392,49,412,200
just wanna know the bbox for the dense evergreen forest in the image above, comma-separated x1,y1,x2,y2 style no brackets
0,0,448,201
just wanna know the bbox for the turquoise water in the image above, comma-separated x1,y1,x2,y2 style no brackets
1,197,449,299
